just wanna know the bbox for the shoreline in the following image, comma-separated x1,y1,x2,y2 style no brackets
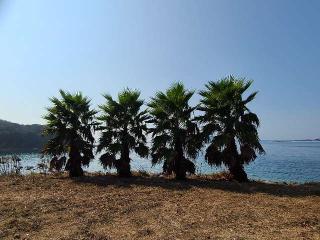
2,141,320,184
1,171,320,192
3,170,320,185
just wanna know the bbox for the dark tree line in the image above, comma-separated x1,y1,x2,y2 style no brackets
42,76,265,182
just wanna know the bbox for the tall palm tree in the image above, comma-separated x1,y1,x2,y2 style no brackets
198,76,265,182
97,89,149,177
42,90,97,177
148,83,201,180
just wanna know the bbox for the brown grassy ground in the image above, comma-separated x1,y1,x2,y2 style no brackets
0,173,319,240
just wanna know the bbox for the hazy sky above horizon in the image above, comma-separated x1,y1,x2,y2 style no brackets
0,0,319,140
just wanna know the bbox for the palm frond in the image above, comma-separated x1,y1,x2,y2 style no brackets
100,153,117,169
97,89,149,166
199,76,264,169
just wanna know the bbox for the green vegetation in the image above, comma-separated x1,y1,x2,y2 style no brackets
97,89,149,177
42,90,97,177
198,76,265,182
148,83,201,180
40,76,264,181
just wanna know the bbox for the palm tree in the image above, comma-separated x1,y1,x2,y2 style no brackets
148,83,201,180
42,90,97,177
97,89,149,177
198,76,265,182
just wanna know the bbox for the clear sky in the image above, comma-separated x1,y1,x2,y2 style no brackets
0,0,319,140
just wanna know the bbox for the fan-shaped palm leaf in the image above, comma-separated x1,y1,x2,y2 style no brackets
198,76,265,182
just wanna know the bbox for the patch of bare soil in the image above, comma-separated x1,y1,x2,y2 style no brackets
0,173,319,240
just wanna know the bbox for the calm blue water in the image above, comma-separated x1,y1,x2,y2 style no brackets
1,141,320,183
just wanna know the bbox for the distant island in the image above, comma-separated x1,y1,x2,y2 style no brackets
292,138,320,142
270,139,320,142
0,119,47,153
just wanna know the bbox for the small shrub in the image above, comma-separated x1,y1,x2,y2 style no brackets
137,169,150,177
0,155,22,175
37,158,50,175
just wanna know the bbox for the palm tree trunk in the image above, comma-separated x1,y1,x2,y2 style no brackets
118,143,131,177
227,140,248,182
174,139,186,180
117,160,131,177
67,146,84,177
229,161,248,182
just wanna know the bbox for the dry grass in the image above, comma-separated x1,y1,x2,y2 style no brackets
0,173,319,240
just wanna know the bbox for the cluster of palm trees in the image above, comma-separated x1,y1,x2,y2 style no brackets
42,76,265,182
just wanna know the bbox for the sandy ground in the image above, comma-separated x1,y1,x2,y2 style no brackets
0,173,319,240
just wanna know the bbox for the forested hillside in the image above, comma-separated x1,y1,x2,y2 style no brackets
0,119,47,153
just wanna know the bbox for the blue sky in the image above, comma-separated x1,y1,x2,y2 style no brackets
0,0,319,140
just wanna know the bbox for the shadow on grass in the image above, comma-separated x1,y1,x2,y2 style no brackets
73,173,320,198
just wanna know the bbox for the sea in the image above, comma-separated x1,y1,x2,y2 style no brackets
1,140,319,183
